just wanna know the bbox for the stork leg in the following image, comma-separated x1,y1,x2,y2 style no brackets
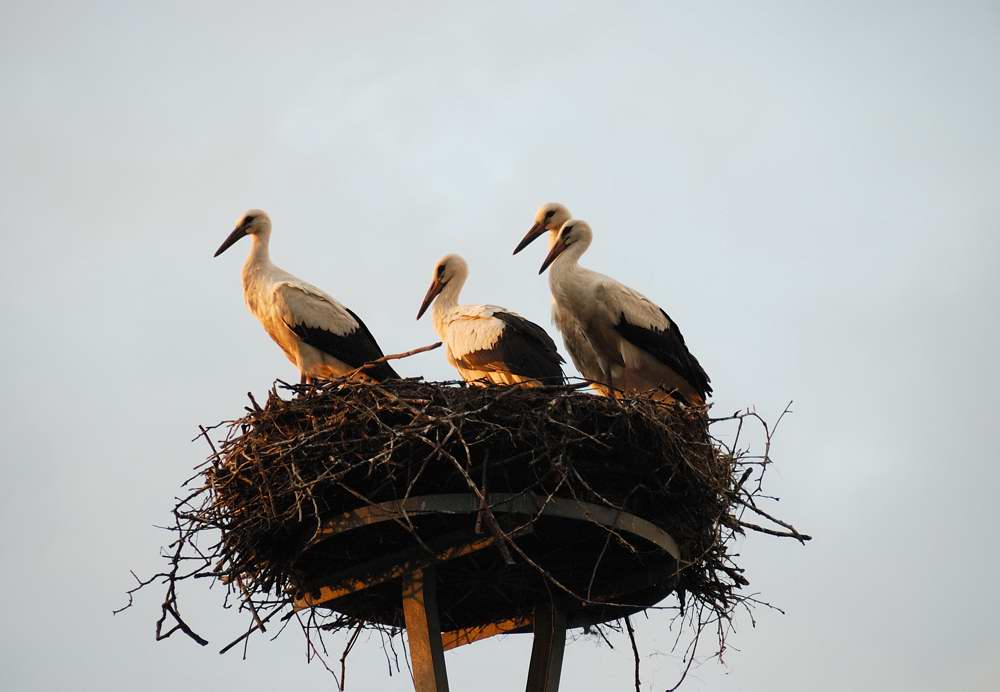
525,598,566,692
402,567,449,692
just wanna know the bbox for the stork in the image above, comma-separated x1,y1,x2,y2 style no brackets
416,254,564,386
514,203,612,396
213,210,399,383
535,220,712,404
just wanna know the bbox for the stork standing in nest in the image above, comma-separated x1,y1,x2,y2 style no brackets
213,210,399,383
514,202,611,395
531,218,712,405
417,254,564,386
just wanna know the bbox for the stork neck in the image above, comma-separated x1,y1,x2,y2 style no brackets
243,231,272,268
549,244,585,282
240,231,274,294
433,277,463,313
430,276,464,337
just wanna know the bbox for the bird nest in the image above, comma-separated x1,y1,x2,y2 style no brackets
119,377,809,687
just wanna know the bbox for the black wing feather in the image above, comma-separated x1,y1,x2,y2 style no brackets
460,311,565,384
614,309,712,397
290,307,400,382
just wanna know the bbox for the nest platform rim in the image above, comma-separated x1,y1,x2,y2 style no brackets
290,490,683,632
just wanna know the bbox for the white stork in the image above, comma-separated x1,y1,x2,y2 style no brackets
416,254,564,386
213,210,399,383
514,203,612,396
534,220,712,405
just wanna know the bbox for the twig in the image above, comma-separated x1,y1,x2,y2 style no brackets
625,616,641,692
344,341,442,379
339,621,364,691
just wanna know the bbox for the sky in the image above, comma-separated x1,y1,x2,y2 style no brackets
2,1,999,690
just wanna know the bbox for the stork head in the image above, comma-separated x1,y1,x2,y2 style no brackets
539,220,592,274
417,254,468,319
214,209,271,257
513,202,572,255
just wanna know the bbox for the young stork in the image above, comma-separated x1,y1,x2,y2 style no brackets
416,254,564,386
536,220,712,405
514,203,611,395
213,210,399,383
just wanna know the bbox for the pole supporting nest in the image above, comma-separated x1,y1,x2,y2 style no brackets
400,568,570,692
525,599,567,692
403,567,450,692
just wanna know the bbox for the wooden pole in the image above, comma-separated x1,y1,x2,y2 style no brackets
402,567,450,692
525,599,567,692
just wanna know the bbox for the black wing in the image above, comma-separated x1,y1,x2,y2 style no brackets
460,311,565,384
290,307,400,382
614,309,712,397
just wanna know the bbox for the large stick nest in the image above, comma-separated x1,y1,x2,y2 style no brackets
120,378,809,686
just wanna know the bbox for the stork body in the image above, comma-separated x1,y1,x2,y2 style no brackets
417,254,564,386
537,221,711,404
515,203,611,394
214,210,399,383
550,305,613,396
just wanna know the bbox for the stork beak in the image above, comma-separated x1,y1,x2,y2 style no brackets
416,279,445,320
213,225,248,257
513,222,546,255
538,239,568,274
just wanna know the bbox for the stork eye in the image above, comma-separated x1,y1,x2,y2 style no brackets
545,209,555,219
243,215,256,225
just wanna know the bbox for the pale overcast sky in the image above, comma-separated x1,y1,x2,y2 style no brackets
2,2,998,690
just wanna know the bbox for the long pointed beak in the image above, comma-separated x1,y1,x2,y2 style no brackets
416,279,444,320
213,226,248,257
538,239,568,274
513,222,546,255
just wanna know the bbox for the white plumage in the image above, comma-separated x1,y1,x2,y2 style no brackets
533,218,712,404
213,210,399,383
416,254,564,386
